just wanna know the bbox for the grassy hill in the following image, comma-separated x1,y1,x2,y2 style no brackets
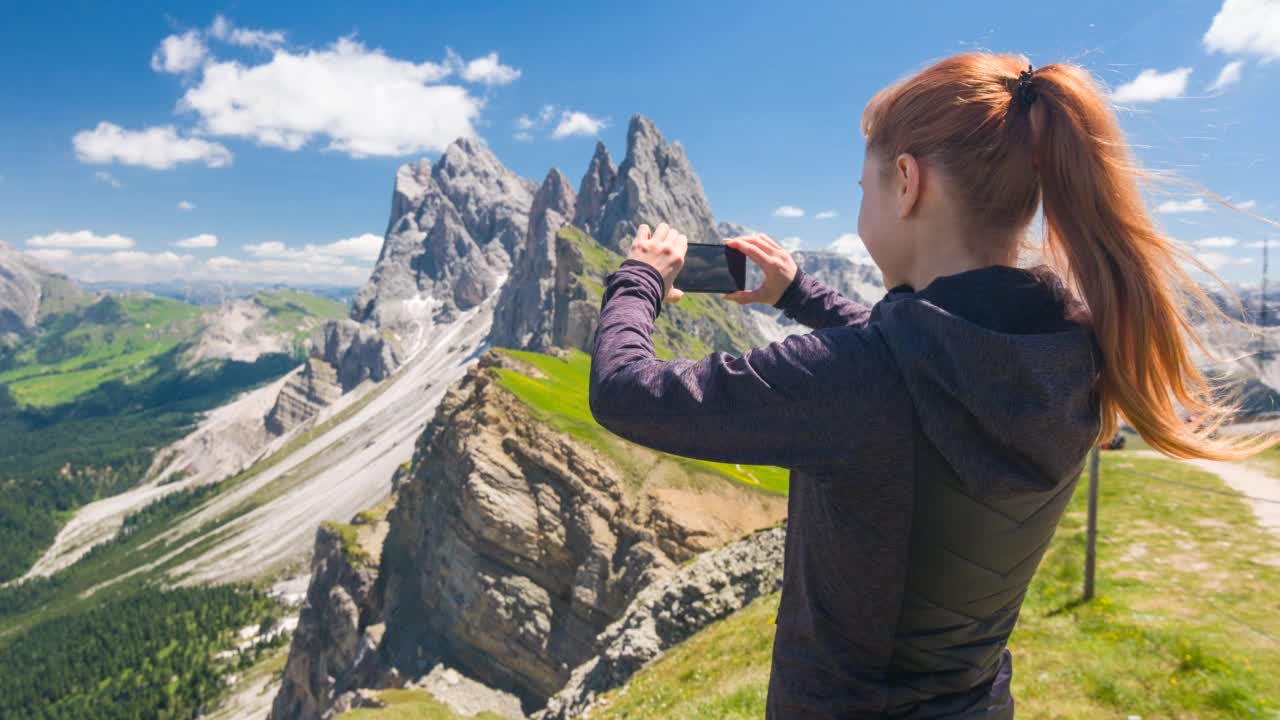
493,346,790,495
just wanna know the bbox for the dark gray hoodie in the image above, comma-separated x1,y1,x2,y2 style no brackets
589,257,1101,718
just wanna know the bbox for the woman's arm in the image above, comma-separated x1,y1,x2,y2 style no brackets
771,265,873,330
588,259,898,468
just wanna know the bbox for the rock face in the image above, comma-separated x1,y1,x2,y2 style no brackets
572,142,617,238
489,169,577,353
536,522,787,720
311,319,404,393
580,115,720,253
272,520,386,720
0,241,80,339
352,139,536,350
265,357,344,435
270,346,787,719
377,351,688,712
549,230,602,354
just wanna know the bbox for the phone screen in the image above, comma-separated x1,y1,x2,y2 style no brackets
674,242,746,293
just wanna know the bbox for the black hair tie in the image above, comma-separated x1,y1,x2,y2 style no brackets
1016,64,1037,109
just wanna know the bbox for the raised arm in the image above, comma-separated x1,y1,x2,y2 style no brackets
588,258,900,468
771,265,873,330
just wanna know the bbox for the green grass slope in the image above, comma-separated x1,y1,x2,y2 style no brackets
493,346,789,496
581,446,1280,719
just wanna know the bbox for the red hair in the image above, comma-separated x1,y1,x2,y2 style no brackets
861,52,1277,460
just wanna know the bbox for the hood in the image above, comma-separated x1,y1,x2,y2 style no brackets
872,264,1102,497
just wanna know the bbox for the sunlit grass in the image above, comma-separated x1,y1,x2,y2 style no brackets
491,346,789,496
582,448,1279,719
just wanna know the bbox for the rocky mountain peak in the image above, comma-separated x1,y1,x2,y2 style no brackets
487,169,577,352
572,142,616,236
590,113,719,253
351,137,536,353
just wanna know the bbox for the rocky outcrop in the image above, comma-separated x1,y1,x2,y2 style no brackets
272,517,387,720
572,142,617,238
579,115,720,253
265,357,344,435
549,229,601,353
489,169,577,353
353,138,536,350
270,346,787,718
536,521,787,720
311,319,404,393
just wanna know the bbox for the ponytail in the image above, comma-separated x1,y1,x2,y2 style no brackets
862,52,1278,460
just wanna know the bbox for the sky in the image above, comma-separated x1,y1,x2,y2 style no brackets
0,0,1277,289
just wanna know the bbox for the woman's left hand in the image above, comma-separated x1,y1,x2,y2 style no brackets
626,222,686,304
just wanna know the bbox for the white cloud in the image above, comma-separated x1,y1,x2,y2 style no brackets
179,37,480,157
151,30,208,74
174,233,218,249
1111,67,1192,103
829,233,872,263
208,15,285,50
1195,236,1239,248
513,131,533,143
28,245,374,287
773,205,805,218
1203,0,1280,61
1157,197,1211,214
779,236,803,252
1246,239,1280,248
814,210,837,220
27,230,135,250
1237,199,1258,210
318,233,383,261
244,233,383,263
451,50,521,86
1194,251,1253,270
73,122,232,169
1208,60,1245,91
94,171,122,188
551,110,607,139
178,200,196,211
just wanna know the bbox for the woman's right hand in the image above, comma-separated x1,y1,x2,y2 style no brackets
720,234,799,306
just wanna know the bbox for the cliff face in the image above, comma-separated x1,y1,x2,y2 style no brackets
490,169,577,353
271,347,787,719
586,115,720,253
353,139,536,347
272,515,388,720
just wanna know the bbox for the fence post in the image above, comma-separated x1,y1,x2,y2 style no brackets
1083,444,1101,601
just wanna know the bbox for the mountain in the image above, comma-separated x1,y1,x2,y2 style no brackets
0,242,87,341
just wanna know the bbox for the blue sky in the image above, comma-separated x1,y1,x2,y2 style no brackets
1,0,1276,288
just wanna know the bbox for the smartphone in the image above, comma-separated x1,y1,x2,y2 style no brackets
673,242,746,293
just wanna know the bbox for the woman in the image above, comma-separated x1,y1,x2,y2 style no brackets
587,52,1275,718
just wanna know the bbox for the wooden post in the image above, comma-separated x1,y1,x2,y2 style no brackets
1083,445,1101,601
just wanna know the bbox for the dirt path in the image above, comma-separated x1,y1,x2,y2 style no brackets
1133,449,1280,537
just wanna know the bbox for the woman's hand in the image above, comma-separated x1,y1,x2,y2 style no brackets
721,234,799,305
626,222,687,304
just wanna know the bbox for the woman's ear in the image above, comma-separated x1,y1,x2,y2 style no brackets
894,152,922,219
